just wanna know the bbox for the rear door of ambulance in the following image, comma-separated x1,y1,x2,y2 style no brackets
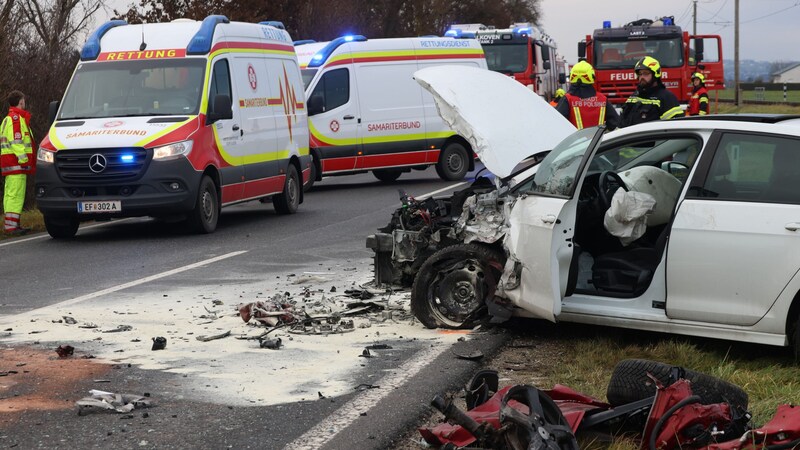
307,44,361,174
353,39,428,170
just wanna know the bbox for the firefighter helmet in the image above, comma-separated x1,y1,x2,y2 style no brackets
691,72,705,83
555,88,566,98
570,61,595,84
635,56,662,79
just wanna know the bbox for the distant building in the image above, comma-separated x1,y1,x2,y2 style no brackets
772,62,800,83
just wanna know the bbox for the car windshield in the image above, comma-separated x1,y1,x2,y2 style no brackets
514,127,599,197
482,43,529,74
594,37,684,70
58,58,206,120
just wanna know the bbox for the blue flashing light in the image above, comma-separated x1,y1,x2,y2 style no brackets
514,27,531,34
307,35,367,68
187,15,230,55
294,39,316,46
120,154,135,163
603,20,612,29
259,21,285,30
662,17,674,26
444,29,460,37
80,20,127,61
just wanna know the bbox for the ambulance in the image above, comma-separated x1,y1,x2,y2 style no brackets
35,16,310,238
295,36,487,186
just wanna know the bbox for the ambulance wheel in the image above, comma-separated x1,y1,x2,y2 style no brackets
436,142,469,181
411,244,505,329
373,169,402,182
606,359,748,411
44,216,79,239
188,175,219,234
274,164,299,214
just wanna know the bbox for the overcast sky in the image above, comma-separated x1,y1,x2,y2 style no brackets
539,0,800,63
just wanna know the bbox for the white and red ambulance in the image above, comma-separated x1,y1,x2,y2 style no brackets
35,16,310,238
295,36,487,186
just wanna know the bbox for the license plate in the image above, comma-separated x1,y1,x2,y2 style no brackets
78,201,121,213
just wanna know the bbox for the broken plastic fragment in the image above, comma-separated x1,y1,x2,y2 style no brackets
151,337,167,351
76,390,151,415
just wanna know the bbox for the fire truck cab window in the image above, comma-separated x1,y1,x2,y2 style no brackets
308,68,349,113
482,44,528,74
595,38,684,69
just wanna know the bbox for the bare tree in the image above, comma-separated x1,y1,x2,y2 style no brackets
19,0,102,58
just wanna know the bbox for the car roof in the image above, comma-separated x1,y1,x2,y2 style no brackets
605,114,800,139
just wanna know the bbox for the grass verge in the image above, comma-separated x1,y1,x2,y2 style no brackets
0,208,45,240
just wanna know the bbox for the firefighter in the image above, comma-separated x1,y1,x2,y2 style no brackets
1,90,35,235
620,56,683,127
556,61,620,130
549,88,565,107
686,72,709,116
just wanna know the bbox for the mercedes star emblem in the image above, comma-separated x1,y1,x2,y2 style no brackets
89,154,107,173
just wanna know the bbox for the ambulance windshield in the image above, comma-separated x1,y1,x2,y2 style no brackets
59,58,206,120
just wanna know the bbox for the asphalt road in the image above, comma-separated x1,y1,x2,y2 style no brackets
0,165,507,449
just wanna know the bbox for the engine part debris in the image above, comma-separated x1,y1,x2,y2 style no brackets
195,330,231,342
259,337,282,350
56,345,75,358
289,316,355,335
76,390,152,415
151,337,167,351
238,298,297,327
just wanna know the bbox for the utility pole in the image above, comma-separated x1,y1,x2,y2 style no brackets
734,0,740,106
693,0,698,34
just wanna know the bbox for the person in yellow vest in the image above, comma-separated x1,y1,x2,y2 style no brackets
549,88,565,107
556,61,619,130
686,72,709,116
1,90,35,235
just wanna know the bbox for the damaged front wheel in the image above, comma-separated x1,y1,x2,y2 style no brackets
411,244,505,329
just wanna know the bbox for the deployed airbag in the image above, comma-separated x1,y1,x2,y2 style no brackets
603,188,656,246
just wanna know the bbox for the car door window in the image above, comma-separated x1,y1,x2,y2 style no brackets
209,59,232,104
308,68,349,112
693,133,800,203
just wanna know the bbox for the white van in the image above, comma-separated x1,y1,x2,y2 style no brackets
35,16,310,238
295,36,487,186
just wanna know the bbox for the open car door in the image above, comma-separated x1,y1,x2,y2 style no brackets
503,127,605,321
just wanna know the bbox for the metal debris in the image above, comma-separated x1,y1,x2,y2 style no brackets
151,337,167,351
63,316,77,325
289,316,355,335
196,330,231,342
76,389,152,415
102,325,133,333
259,337,282,350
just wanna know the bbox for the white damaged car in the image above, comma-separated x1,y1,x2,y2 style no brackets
367,65,800,355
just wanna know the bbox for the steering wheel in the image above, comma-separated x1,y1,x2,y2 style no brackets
598,170,628,209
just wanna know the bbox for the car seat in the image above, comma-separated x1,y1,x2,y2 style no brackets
590,223,670,295
704,149,736,198
763,147,800,203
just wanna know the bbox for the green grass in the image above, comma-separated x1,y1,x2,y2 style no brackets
716,88,800,103
0,208,45,240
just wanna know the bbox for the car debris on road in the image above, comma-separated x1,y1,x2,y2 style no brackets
76,389,152,415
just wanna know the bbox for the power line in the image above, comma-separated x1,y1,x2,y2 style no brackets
704,0,730,21
741,1,800,24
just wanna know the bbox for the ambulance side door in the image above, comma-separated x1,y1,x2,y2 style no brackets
208,57,244,203
306,61,361,173
230,56,281,199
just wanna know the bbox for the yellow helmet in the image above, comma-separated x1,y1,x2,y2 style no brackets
691,72,705,83
570,61,595,84
555,88,566,97
635,56,662,79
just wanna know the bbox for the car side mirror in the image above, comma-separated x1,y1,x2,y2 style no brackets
307,96,324,116
207,94,232,123
47,101,60,127
542,60,551,71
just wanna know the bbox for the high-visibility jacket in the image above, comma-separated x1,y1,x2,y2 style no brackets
0,107,35,176
687,86,709,116
565,92,608,129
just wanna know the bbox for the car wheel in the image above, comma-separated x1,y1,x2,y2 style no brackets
373,169,402,182
436,142,469,181
274,164,300,214
188,175,219,234
303,156,317,193
606,359,748,411
44,216,79,239
411,243,505,329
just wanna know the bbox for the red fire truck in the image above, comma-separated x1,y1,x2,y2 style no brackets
578,16,724,104
447,23,567,100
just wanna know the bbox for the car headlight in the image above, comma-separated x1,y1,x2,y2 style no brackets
37,148,55,164
153,140,193,160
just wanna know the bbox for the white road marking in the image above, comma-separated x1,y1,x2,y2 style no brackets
10,251,247,317
284,343,452,450
414,181,468,200
0,219,134,248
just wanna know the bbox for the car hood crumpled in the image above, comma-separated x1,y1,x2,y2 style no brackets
414,65,576,178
